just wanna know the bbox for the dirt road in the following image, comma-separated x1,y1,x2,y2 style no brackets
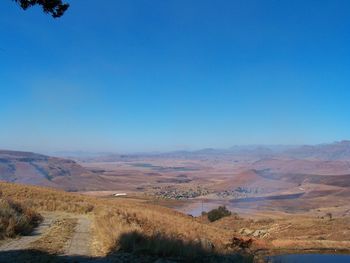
65,216,92,257
0,213,93,262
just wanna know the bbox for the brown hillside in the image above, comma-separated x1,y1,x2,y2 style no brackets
0,181,262,257
0,150,122,191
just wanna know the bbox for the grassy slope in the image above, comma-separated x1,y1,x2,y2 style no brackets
0,182,258,258
211,210,350,254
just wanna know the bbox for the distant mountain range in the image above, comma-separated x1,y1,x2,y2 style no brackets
69,141,350,162
191,141,350,160
282,140,350,160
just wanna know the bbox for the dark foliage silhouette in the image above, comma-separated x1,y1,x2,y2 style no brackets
117,231,253,263
13,0,69,18
207,206,232,222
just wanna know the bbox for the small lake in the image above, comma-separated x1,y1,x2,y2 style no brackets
266,254,350,263
178,200,229,216
231,193,304,203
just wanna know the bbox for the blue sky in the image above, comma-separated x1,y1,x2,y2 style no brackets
1,0,350,152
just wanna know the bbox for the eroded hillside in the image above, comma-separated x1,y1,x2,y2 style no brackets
0,150,120,191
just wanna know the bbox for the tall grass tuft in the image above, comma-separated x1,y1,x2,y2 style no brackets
0,198,43,239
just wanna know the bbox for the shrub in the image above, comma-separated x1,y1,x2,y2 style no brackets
326,212,333,220
0,198,43,239
207,206,231,222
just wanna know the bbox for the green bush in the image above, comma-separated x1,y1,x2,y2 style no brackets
207,206,231,222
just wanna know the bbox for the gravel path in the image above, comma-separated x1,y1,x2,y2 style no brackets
65,216,92,257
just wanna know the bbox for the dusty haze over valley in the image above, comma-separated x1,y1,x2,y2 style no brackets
2,0,350,262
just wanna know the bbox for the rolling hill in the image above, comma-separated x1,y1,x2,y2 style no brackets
0,150,116,191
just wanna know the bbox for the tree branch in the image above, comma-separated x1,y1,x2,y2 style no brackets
13,0,69,18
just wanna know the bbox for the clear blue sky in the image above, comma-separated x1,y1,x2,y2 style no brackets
1,0,350,152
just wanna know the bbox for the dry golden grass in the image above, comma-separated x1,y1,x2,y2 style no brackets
0,181,254,258
210,211,350,255
90,199,257,257
0,182,96,214
2,181,349,258
213,213,350,242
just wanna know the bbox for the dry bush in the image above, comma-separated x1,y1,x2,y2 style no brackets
0,198,42,239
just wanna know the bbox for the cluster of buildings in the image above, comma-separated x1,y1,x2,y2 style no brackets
155,186,210,200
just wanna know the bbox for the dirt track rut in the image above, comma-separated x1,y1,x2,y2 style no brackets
65,216,92,257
